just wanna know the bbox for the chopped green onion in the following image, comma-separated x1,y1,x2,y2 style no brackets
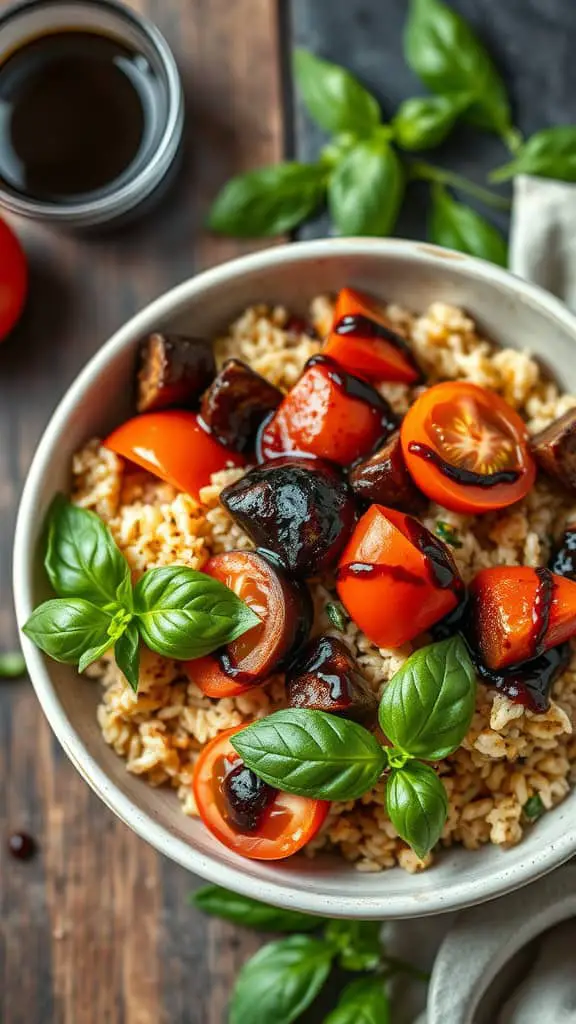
326,601,348,631
435,521,462,548
523,794,545,821
0,652,26,678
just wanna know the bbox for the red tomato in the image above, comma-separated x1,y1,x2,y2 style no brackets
193,726,329,860
105,411,244,499
185,550,311,697
0,217,27,341
469,566,576,670
336,505,462,648
323,287,422,383
401,382,536,514
258,357,394,467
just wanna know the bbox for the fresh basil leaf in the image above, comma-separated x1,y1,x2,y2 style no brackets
231,709,386,801
386,761,448,860
0,652,26,678
45,495,132,608
22,599,112,665
392,94,471,151
328,138,404,237
208,162,326,238
404,0,511,134
134,566,260,661
230,935,334,1024
323,978,390,1024
523,794,545,821
379,636,476,761
115,622,140,692
78,638,113,673
192,885,324,932
491,126,576,183
325,920,383,972
293,49,380,137
429,184,507,266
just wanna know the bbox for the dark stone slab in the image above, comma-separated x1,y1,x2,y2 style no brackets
289,0,576,241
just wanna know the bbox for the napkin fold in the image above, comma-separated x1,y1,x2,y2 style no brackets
498,919,576,1024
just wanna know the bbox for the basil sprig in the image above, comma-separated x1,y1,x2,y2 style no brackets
491,126,576,184
324,978,391,1024
230,935,334,1024
0,651,27,678
429,184,507,266
22,496,259,693
234,636,476,859
192,885,325,932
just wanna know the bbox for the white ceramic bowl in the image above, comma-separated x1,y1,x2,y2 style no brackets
13,238,576,919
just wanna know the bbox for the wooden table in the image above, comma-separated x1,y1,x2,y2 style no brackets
1,1,576,1021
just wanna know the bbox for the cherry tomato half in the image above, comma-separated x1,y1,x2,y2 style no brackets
0,217,27,341
185,550,312,697
258,357,395,467
193,726,329,860
323,287,422,384
105,410,244,499
337,504,462,648
468,566,576,670
401,382,536,514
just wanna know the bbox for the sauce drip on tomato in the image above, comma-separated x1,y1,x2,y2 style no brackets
407,441,522,488
305,355,398,436
473,643,569,712
333,314,422,380
404,516,463,592
532,567,556,657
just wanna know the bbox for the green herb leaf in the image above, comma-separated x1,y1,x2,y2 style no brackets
491,126,576,183
192,885,325,932
134,566,260,661
329,139,404,236
325,920,383,972
523,794,545,821
231,709,387,801
392,94,471,151
230,935,334,1024
45,495,132,608
435,521,462,548
115,621,140,692
386,761,448,859
22,599,113,665
404,0,511,134
0,652,26,678
379,636,476,761
208,162,326,238
78,638,113,673
293,49,381,137
429,184,507,265
326,601,348,631
323,978,390,1024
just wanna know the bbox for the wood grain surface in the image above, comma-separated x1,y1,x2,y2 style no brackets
0,2,282,1022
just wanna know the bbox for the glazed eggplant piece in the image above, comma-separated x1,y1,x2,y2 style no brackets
349,429,425,512
221,763,277,833
549,527,576,580
137,332,215,413
200,358,282,452
530,409,576,491
184,549,313,696
219,457,357,576
287,635,378,726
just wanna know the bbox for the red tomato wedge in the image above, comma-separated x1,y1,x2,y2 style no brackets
468,566,576,670
323,287,422,384
193,726,329,860
258,356,396,467
401,382,536,514
184,550,312,697
336,504,462,648
105,410,244,499
0,216,27,342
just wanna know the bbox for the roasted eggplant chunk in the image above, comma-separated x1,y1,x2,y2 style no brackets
200,359,282,452
219,456,357,576
349,429,424,512
286,635,378,726
137,333,215,413
530,409,576,491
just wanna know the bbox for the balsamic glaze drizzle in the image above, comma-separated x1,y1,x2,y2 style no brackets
306,354,398,436
407,442,522,488
333,314,423,380
532,567,556,657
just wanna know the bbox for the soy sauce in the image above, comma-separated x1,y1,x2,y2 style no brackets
0,31,159,202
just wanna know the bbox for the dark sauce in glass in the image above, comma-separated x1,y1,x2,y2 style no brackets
306,354,399,437
333,313,423,380
0,31,160,202
473,644,570,713
407,442,522,489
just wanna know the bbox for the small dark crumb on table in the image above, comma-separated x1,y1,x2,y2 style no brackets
8,831,37,860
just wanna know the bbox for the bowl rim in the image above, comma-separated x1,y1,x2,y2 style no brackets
13,237,576,918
